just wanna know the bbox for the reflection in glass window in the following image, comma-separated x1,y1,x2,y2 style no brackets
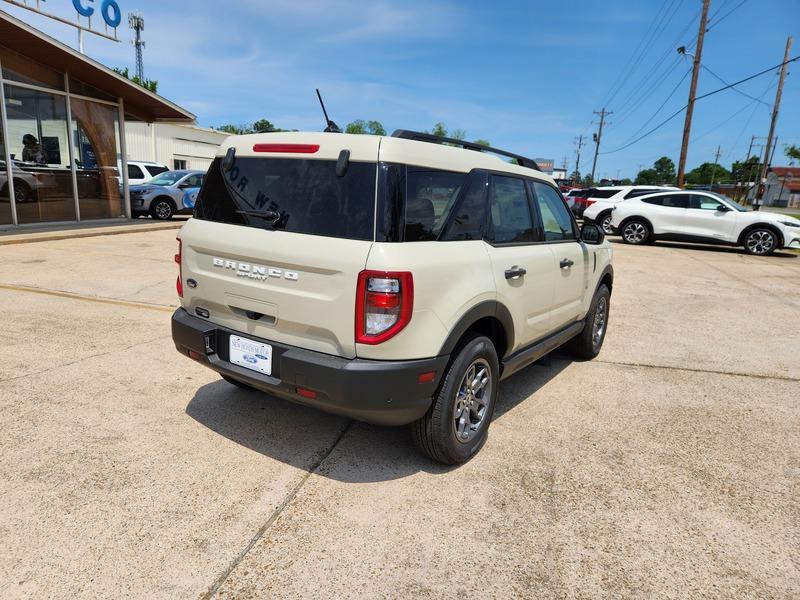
0,115,12,225
0,46,65,91
4,85,75,224
70,97,123,220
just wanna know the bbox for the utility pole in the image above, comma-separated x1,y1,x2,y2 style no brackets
676,0,711,188
590,109,611,185
574,134,585,182
756,36,793,210
709,145,722,185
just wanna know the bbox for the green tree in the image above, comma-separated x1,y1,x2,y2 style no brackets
345,120,386,135
113,67,158,93
731,156,761,182
635,168,658,185
786,145,800,162
653,156,676,184
620,178,633,185
430,122,448,137
685,162,732,185
214,124,249,135
450,129,466,141
473,139,491,147
252,119,277,133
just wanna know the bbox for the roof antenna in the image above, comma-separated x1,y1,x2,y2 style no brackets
316,88,342,133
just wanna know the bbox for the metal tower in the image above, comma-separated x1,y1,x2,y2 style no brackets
128,12,145,81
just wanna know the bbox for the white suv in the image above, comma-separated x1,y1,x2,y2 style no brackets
171,131,614,463
583,185,679,234
611,190,800,255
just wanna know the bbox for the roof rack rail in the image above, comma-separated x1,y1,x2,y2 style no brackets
390,130,540,170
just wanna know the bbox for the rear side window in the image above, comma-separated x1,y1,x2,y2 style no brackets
128,164,144,179
145,165,168,177
643,194,688,208
488,176,535,244
194,158,376,241
531,181,575,241
404,167,466,241
589,188,619,199
625,188,660,199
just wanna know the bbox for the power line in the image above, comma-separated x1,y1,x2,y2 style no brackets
701,64,770,107
599,0,676,109
690,82,776,144
707,0,749,31
618,67,692,145
600,55,800,155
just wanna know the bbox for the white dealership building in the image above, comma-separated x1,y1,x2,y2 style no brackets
124,122,228,171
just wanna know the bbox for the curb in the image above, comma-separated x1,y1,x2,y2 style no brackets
0,222,184,245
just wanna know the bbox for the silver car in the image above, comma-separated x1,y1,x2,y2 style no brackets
130,170,206,220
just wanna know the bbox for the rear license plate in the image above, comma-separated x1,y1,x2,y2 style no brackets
229,335,272,376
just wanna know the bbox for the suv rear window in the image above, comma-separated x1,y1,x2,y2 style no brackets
145,165,168,177
404,167,466,241
194,158,377,241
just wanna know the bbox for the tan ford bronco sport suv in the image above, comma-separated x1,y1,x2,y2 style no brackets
172,130,613,464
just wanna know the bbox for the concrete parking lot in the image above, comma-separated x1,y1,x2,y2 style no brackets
1,229,798,599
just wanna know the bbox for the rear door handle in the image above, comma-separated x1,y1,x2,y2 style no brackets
560,259,574,269
504,266,527,280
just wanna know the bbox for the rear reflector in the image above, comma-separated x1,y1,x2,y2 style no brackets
253,143,320,153
175,238,183,298
188,350,202,361
418,371,436,384
296,387,317,399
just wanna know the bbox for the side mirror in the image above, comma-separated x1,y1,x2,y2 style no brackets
581,222,605,245
715,204,730,212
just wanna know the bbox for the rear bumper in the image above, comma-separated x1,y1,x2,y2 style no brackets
172,308,449,426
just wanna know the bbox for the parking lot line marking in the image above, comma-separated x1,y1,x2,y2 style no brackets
0,283,176,313
594,358,800,383
200,420,354,600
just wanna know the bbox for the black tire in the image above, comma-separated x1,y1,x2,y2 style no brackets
620,219,651,245
567,284,611,359
150,198,174,220
221,374,255,390
742,227,778,256
411,333,499,465
5,180,32,203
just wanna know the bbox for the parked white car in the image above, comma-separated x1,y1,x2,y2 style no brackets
610,190,800,255
583,185,679,233
124,160,169,186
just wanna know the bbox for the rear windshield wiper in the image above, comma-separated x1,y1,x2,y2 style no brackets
236,208,280,220
236,208,287,230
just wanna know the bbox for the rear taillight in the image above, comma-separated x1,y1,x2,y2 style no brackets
355,270,413,345
175,238,183,298
585,199,596,207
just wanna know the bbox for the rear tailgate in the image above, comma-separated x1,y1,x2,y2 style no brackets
179,134,380,359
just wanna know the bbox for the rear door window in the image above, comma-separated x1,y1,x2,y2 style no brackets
589,189,619,199
625,188,660,198
194,158,377,241
645,194,688,208
487,176,536,244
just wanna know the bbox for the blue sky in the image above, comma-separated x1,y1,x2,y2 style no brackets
5,0,799,178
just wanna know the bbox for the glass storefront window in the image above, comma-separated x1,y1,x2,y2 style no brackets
0,47,65,91
4,84,75,224
0,103,13,225
69,77,117,103
69,97,123,220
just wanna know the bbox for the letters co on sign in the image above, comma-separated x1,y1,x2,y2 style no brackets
72,0,122,28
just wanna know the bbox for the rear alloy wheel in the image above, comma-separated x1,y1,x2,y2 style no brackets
600,213,615,235
621,219,650,245
743,228,777,256
567,283,610,359
150,199,174,220
411,333,499,465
